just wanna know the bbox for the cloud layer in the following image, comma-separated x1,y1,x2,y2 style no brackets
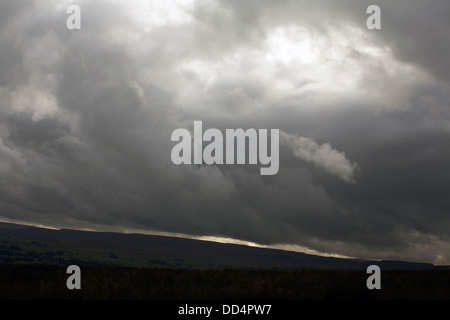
1,0,450,264
280,131,359,183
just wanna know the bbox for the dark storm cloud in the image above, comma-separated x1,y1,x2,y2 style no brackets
1,0,450,264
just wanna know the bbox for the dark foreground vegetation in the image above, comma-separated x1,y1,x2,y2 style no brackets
0,264,449,300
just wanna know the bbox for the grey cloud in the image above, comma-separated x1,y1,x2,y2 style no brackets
280,131,359,183
1,0,450,264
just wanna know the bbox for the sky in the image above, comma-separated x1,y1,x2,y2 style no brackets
1,0,450,265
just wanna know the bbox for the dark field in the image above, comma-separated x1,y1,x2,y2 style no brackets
0,264,449,300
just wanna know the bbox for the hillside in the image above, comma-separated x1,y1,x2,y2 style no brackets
0,222,443,270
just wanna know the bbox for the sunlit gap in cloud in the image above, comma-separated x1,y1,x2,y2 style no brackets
0,217,60,230
195,236,353,259
133,0,196,31
264,26,319,65
0,216,351,259
175,22,427,118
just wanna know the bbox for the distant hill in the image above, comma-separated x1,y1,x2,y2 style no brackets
0,222,445,270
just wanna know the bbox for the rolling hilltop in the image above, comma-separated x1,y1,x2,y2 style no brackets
0,222,444,270
1,222,450,300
